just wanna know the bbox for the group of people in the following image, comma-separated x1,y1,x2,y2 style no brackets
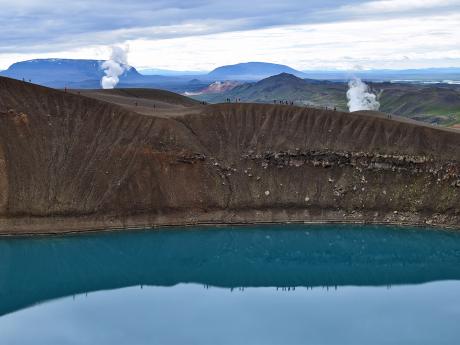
274,100,294,105
225,98,298,106
223,97,342,111
226,98,241,103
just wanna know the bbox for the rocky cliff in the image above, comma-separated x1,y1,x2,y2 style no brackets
1,76,460,234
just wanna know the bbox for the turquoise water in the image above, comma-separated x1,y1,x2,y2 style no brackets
1,224,460,344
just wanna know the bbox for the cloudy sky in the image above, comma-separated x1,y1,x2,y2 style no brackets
1,0,460,71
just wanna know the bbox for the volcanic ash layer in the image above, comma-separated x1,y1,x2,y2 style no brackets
1,76,460,234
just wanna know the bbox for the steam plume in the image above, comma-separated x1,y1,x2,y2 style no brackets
347,77,380,112
101,46,129,89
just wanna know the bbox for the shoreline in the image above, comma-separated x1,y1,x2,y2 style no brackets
1,208,459,237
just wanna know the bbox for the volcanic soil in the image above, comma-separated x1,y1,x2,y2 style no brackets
1,76,460,234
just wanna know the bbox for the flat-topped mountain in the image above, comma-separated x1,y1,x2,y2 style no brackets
207,62,306,81
0,59,143,86
1,76,460,234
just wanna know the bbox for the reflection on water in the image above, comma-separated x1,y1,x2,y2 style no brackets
1,224,460,344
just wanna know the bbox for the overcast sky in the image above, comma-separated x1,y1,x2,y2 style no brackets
1,0,460,71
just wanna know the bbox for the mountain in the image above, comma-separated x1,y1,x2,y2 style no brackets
199,73,348,108
0,58,212,92
0,59,143,87
195,73,460,125
206,62,306,81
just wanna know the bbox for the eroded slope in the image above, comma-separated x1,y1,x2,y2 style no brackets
1,77,460,233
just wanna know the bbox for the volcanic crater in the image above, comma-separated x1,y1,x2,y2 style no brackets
1,76,460,234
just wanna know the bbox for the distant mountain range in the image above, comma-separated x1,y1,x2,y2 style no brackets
2,59,460,91
0,59,204,91
0,59,307,86
0,59,307,90
0,59,143,86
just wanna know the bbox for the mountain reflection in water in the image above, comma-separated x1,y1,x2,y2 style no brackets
1,224,460,317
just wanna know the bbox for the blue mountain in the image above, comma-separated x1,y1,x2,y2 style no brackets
207,62,306,81
0,59,143,87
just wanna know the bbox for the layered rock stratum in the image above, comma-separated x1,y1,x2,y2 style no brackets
0,76,460,234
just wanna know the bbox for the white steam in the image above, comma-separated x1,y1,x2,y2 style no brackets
101,46,129,89
346,77,380,112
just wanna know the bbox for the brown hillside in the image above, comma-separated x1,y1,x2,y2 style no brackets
1,76,460,234
73,88,203,117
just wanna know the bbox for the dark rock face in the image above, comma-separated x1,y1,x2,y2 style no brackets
0,76,460,234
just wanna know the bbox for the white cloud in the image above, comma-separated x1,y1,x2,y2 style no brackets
339,0,460,13
1,8,460,71
125,13,460,71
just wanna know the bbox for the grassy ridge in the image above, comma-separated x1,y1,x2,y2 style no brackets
195,74,460,126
